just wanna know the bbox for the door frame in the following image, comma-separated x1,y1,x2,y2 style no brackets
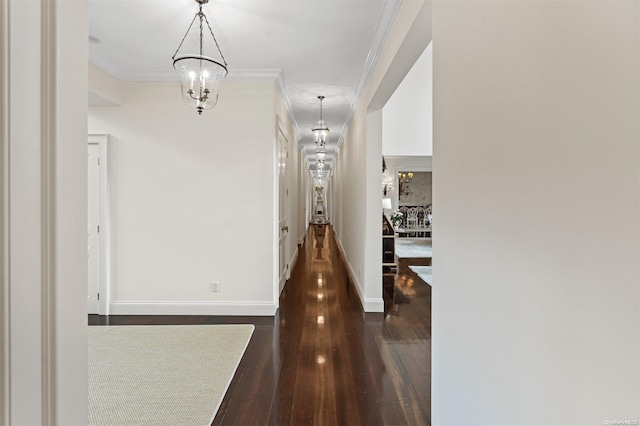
276,116,291,294
88,134,110,315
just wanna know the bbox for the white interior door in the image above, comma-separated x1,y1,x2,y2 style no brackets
278,128,290,291
87,143,100,314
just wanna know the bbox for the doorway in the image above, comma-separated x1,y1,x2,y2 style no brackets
87,134,109,315
87,142,100,314
277,122,290,293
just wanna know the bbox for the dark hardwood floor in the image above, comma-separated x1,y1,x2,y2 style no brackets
89,225,431,425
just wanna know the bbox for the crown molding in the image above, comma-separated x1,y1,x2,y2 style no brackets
227,69,282,82
124,68,283,82
275,71,301,142
335,0,401,151
88,57,285,84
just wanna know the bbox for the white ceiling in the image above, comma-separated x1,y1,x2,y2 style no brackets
89,0,401,180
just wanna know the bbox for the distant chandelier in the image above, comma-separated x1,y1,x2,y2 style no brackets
311,95,330,147
398,172,414,184
172,0,228,115
315,149,326,164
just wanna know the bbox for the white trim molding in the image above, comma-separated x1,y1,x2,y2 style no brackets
109,301,277,316
88,134,111,315
275,70,300,142
88,59,285,84
0,0,9,422
335,0,402,151
4,0,89,423
286,245,299,292
41,0,58,422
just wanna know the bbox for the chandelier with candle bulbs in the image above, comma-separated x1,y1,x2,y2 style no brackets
398,172,414,183
311,96,330,147
398,172,414,197
172,0,228,115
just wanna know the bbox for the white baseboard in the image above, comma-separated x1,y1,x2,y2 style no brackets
364,297,384,312
333,231,384,313
290,245,299,271
281,246,299,294
109,301,277,316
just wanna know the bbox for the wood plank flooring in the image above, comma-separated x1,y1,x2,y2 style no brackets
89,224,431,425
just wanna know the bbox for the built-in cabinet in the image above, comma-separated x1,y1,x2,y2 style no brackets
382,214,396,272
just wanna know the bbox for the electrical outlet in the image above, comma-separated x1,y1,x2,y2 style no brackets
210,282,220,292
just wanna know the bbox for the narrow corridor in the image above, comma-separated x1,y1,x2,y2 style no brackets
90,224,431,425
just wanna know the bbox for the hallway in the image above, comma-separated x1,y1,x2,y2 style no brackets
89,224,431,425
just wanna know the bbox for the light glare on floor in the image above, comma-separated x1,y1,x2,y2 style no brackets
317,315,324,324
316,355,326,365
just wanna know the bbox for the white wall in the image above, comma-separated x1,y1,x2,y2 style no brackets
333,0,430,312
382,42,432,156
364,110,384,306
432,2,640,424
89,81,279,315
333,108,383,311
333,106,373,307
2,0,88,423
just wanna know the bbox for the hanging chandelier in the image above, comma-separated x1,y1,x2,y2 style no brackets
311,95,330,147
398,172,413,197
315,149,326,164
172,0,228,115
398,172,414,184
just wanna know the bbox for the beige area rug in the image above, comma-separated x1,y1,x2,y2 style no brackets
409,265,433,286
88,324,254,426
395,238,432,258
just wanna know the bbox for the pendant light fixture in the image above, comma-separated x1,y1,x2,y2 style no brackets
398,172,414,184
315,149,326,164
172,0,228,115
311,95,330,147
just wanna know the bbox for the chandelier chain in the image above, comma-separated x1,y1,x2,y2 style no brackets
171,12,199,60
171,3,227,68
203,13,228,68
199,6,204,56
